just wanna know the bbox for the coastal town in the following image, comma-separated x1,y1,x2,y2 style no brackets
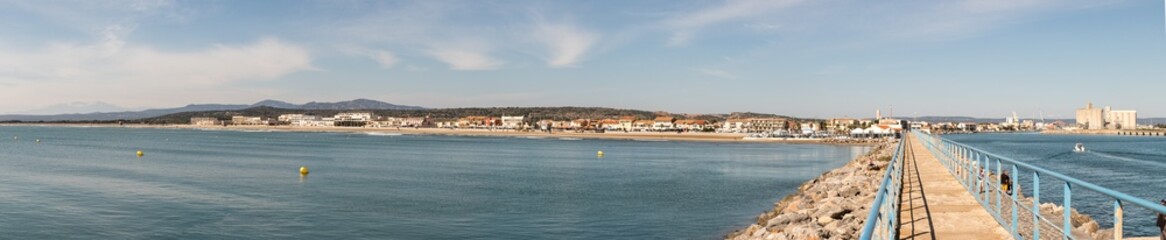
186,102,1147,140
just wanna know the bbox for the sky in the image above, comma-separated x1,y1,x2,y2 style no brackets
0,0,1163,118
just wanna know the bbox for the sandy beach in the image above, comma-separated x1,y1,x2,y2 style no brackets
1,123,880,145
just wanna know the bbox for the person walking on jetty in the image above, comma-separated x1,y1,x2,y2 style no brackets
1000,171,1012,196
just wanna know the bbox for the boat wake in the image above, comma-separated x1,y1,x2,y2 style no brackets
1038,152,1072,161
1089,151,1166,169
364,132,403,136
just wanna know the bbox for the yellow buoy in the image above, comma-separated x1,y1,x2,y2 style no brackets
597,150,604,157
300,166,309,176
136,150,144,157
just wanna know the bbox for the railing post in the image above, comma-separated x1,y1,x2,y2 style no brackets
981,155,989,206
970,149,979,188
1063,182,1071,240
978,153,986,203
1033,171,1041,239
962,147,970,187
1011,165,1019,236
970,151,979,196
973,152,981,200
1113,200,1122,240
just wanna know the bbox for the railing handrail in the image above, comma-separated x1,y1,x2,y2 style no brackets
931,134,1166,215
858,137,905,240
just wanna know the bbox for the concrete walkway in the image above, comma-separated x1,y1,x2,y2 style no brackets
897,134,1012,240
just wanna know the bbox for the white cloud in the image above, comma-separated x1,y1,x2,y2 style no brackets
744,23,781,32
698,68,739,79
372,51,399,68
330,2,510,71
663,0,806,45
532,21,599,68
130,0,175,12
0,27,313,111
119,38,312,84
330,2,610,71
427,48,503,70
405,65,428,72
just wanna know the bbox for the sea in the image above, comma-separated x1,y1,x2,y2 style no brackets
0,126,870,239
945,133,1166,236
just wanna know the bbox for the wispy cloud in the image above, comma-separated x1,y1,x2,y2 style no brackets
427,48,503,71
331,2,510,71
329,2,611,70
663,0,805,46
697,68,739,79
532,20,599,68
0,26,313,110
658,0,1113,47
129,0,175,12
371,51,399,68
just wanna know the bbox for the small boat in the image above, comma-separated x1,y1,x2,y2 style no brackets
1073,143,1086,152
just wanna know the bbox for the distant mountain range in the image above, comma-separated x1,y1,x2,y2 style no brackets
18,101,134,115
0,99,423,122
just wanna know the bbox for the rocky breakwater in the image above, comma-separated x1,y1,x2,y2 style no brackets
726,141,897,240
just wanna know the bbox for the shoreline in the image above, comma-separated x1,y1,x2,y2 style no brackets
728,141,896,239
0,123,882,145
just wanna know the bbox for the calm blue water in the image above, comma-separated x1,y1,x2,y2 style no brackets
0,126,868,239
946,133,1166,236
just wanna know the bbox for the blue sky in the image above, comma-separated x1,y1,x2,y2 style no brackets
0,0,1163,118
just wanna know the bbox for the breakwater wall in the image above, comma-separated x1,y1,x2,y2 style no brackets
726,142,896,240
1042,129,1166,136
726,139,1116,240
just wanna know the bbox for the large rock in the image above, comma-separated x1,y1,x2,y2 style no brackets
1076,220,1098,234
751,226,768,237
782,200,802,212
817,216,835,225
813,203,843,219
838,185,861,198
767,213,810,226
830,209,852,220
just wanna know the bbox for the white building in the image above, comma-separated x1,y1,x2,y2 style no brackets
404,117,429,127
278,114,325,127
501,115,525,129
370,117,404,128
1107,110,1137,130
231,116,267,125
1076,103,1137,130
721,119,751,133
652,117,675,130
279,114,320,122
190,117,221,126
334,112,374,121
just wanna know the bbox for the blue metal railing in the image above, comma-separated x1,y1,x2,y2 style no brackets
914,130,1166,239
858,137,906,240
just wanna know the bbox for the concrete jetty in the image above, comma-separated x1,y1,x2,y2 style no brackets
896,134,1011,239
